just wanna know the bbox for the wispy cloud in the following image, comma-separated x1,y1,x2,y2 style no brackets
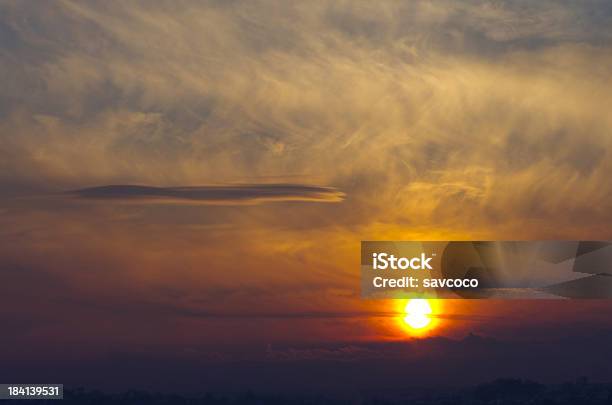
2,0,612,366
67,184,345,205
1,0,611,233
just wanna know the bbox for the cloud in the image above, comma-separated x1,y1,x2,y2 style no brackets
158,305,494,322
1,0,612,236
67,184,345,205
2,3,612,383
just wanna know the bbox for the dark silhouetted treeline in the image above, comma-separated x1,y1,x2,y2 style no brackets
8,378,612,404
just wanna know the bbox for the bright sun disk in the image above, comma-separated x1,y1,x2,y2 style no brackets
403,299,433,330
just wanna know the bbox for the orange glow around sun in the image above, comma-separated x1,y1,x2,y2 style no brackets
398,299,441,336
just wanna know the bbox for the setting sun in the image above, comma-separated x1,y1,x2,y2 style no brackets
404,299,432,329
399,299,440,336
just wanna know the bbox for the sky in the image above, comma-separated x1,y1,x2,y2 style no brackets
1,0,612,397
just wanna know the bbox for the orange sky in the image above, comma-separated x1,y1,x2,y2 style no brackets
1,1,612,392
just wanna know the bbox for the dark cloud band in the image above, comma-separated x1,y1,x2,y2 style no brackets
68,184,345,205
